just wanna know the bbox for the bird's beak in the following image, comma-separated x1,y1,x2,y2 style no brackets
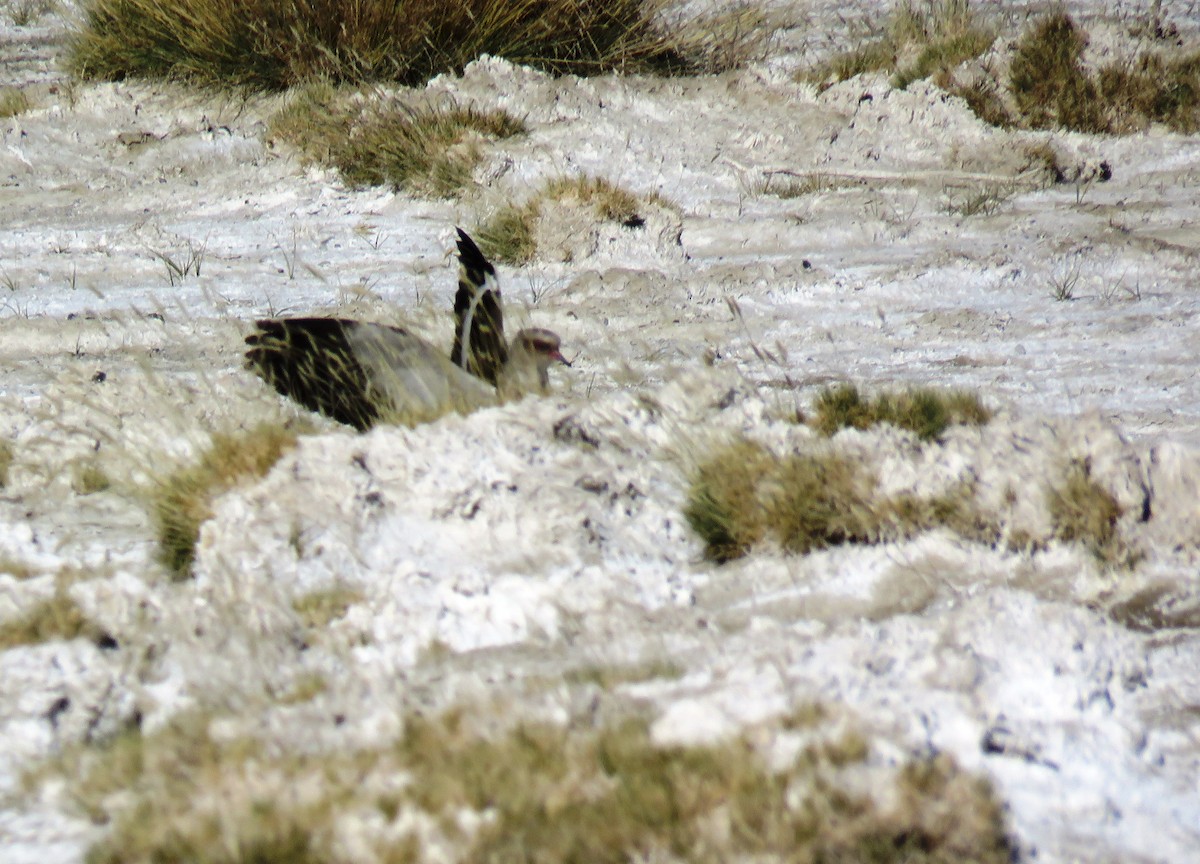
554,350,573,368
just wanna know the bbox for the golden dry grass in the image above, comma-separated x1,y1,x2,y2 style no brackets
67,0,762,91
812,382,992,442
50,705,1012,864
151,422,304,578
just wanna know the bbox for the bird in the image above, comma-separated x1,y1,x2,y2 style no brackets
244,229,568,431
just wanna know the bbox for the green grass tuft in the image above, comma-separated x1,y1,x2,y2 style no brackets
65,0,762,91
152,422,304,579
812,382,992,442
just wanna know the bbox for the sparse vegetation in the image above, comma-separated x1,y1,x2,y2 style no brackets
292,585,364,630
67,0,761,91
152,423,304,578
8,0,56,27
1047,457,1138,567
810,1,994,91
73,463,112,495
270,92,525,198
1007,12,1199,134
0,439,13,488
0,86,32,118
812,382,992,441
944,182,1014,217
53,705,1012,864
685,437,996,562
0,591,109,649
477,174,673,264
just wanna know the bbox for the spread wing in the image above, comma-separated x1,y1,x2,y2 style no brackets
245,318,382,431
246,317,497,430
450,228,508,385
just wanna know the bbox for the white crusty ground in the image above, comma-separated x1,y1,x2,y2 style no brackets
2,2,1200,862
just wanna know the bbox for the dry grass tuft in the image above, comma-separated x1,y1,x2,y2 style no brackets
66,0,762,91
812,382,992,442
292,585,364,630
1047,458,1139,567
477,174,673,264
152,422,304,579
54,705,1011,864
0,590,110,649
684,438,776,562
0,439,13,488
1005,12,1199,134
685,437,997,562
270,91,525,198
0,86,32,118
810,1,994,91
1009,12,1106,133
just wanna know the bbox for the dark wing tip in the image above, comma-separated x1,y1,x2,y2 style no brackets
455,228,494,276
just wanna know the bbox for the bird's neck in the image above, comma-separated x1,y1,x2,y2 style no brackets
497,343,550,400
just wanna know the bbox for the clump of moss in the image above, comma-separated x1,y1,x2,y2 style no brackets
477,174,674,264
152,423,303,579
812,382,992,442
1047,458,1139,567
270,92,525,198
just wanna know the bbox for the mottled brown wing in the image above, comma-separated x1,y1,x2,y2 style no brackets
245,318,387,431
451,228,508,385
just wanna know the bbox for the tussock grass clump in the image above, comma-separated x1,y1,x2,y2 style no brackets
686,438,995,562
0,87,32,118
478,174,673,264
1047,458,1138,567
270,92,525,198
0,591,109,649
684,438,776,562
812,382,992,442
810,1,994,91
152,423,303,578
1006,12,1200,134
66,0,762,91
1009,12,1106,133
57,707,1011,864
